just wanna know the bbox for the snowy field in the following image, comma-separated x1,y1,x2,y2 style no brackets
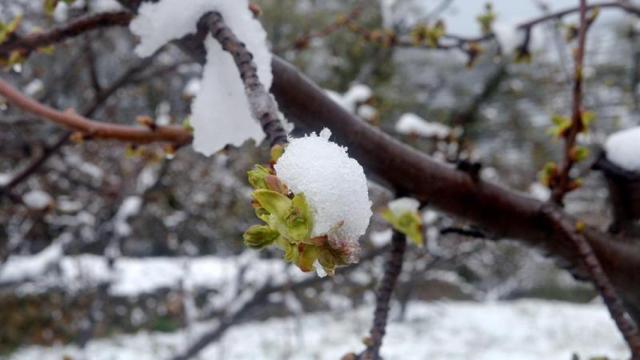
8,300,627,360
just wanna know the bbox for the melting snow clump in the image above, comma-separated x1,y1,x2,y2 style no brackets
274,129,372,249
388,197,420,216
396,113,450,138
605,127,640,172
23,190,53,210
130,0,274,156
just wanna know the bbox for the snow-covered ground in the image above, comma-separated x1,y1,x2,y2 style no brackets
8,300,627,360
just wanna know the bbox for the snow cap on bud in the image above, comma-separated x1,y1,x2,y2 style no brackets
382,197,424,247
274,128,372,259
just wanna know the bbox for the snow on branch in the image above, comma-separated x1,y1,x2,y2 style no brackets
130,0,286,155
605,127,640,173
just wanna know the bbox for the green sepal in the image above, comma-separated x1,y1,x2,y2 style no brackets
243,225,280,249
286,193,313,242
253,189,291,219
382,209,424,247
296,244,320,272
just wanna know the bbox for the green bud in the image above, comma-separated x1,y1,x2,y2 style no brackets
253,189,291,218
270,144,285,163
382,208,424,247
247,164,272,190
548,115,571,138
243,225,280,249
572,146,589,162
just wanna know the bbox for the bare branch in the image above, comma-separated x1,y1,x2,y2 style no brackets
0,78,192,145
359,231,407,360
0,11,133,59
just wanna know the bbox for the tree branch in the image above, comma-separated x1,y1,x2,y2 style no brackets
0,11,133,59
0,78,192,145
359,230,406,360
551,0,595,205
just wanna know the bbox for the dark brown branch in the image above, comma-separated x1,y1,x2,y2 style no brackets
360,231,406,360
0,11,133,58
203,12,288,147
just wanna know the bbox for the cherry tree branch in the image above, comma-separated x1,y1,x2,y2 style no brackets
0,78,193,145
359,230,407,360
0,11,133,58
551,0,595,205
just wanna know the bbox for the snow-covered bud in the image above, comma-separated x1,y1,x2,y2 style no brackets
382,197,424,246
244,129,372,276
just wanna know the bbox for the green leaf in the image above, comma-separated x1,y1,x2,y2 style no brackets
43,0,59,15
243,225,280,249
253,189,291,218
0,15,22,45
382,209,424,247
286,193,313,242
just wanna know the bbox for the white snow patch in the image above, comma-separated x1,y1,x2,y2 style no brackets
396,113,450,138
274,129,372,248
0,242,63,282
191,37,266,155
605,127,640,172
388,197,420,216
528,182,551,201
326,84,372,114
370,229,392,247
493,22,522,55
114,196,143,237
0,254,308,297
23,190,53,210
8,300,628,360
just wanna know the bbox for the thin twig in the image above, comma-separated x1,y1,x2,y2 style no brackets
360,230,407,360
0,11,133,58
552,0,594,204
